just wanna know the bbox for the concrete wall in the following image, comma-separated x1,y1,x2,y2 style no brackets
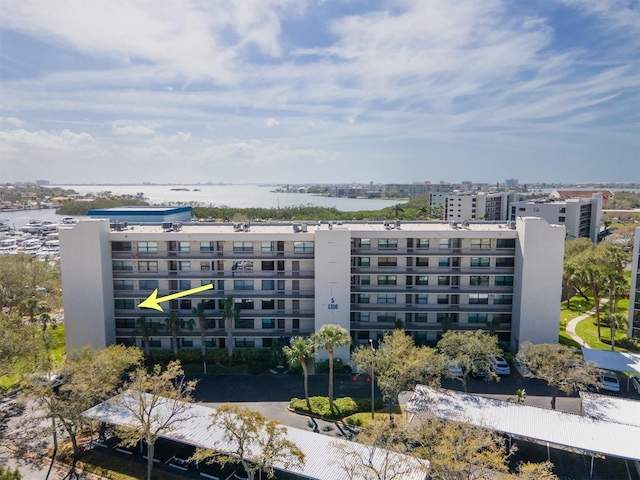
628,227,640,338
511,217,565,351
314,226,352,363
59,220,115,351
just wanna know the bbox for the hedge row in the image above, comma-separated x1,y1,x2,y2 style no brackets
289,396,384,420
144,348,272,368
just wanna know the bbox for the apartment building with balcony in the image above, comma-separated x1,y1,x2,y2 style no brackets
629,227,640,340
509,194,602,243
59,215,565,361
427,191,516,222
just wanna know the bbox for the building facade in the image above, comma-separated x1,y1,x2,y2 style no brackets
429,191,516,222
629,227,640,340
59,217,565,360
510,194,602,243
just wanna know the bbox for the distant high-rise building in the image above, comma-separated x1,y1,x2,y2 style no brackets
505,178,519,188
35,179,50,186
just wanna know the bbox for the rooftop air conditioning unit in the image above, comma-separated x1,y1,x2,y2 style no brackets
162,222,173,231
301,223,308,232
293,223,300,233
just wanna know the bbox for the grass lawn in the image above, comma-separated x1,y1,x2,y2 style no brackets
574,316,629,352
558,331,581,348
560,296,596,324
345,407,405,428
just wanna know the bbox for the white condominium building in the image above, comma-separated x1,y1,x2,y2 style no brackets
59,216,565,361
629,227,640,340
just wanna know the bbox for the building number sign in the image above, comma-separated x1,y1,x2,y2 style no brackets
328,297,338,310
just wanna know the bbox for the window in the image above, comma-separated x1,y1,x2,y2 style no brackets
292,318,300,329
560,207,566,213
356,257,370,267
235,338,255,347
262,280,275,290
261,261,275,271
113,260,133,271
114,299,134,309
558,216,566,222
293,241,314,253
138,261,158,272
377,275,397,285
493,313,512,323
377,294,396,304
200,261,211,271
471,238,491,250
233,261,253,271
494,295,512,305
469,276,489,286
139,280,158,290
200,241,215,252
438,257,450,267
415,294,428,304
262,299,275,310
518,207,526,211
437,294,449,304
262,318,275,329
438,276,450,285
233,241,253,252
359,275,371,285
115,318,136,329
469,294,489,304
470,257,490,268
137,241,157,252
351,312,370,322
417,239,429,249
234,280,254,291
437,313,457,323
377,313,396,323
179,280,191,290
261,241,274,252
180,299,191,310
179,261,191,271
201,280,214,289
113,280,134,290
439,239,451,249
237,299,254,310
112,241,132,252
468,313,488,323
496,239,515,249
416,275,429,285
357,294,370,304
378,257,397,267
496,257,514,267
178,241,190,252
378,238,398,250
235,319,254,329
355,238,371,249
495,276,513,286
416,257,429,267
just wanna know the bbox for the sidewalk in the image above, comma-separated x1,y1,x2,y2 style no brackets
564,299,609,349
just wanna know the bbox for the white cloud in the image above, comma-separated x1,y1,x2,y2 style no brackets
265,117,279,127
0,128,95,152
0,117,24,128
112,123,156,135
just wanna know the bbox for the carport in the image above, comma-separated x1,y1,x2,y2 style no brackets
582,349,640,391
83,392,428,480
406,385,640,479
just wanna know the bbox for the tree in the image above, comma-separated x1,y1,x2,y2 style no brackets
0,313,39,384
516,342,600,410
351,330,443,417
331,419,428,480
312,324,351,412
192,405,304,480
412,415,514,480
222,296,240,363
0,466,21,480
283,337,315,410
436,330,502,393
388,204,404,219
18,296,52,338
24,345,143,462
115,360,197,480
135,314,156,355
512,461,559,480
192,302,208,359
0,255,62,314
604,312,627,351
164,311,188,355
579,262,606,339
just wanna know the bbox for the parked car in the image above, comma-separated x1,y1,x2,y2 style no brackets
471,360,489,378
489,356,511,376
630,376,640,394
446,361,463,378
599,370,620,392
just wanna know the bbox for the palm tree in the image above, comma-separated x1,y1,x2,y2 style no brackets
192,302,207,359
417,205,429,219
581,265,605,339
135,315,156,355
19,297,51,339
389,204,404,219
605,312,627,351
164,312,181,355
222,296,239,363
284,337,315,410
312,324,351,412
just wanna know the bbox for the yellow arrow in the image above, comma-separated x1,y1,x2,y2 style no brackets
138,284,214,312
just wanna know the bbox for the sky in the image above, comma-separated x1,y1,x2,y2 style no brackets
0,0,639,185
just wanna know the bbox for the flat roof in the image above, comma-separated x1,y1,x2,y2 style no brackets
405,385,640,461
84,392,428,480
581,349,640,375
88,206,192,216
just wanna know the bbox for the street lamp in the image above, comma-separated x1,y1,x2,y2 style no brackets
369,339,375,420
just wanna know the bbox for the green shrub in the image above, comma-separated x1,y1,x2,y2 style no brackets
289,396,369,419
177,349,203,363
345,416,363,427
205,348,229,364
144,349,174,364
315,358,345,374
608,337,640,352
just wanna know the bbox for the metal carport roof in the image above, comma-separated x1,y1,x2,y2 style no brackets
581,348,640,375
405,385,640,462
83,392,428,480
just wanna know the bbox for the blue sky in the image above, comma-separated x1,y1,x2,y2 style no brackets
1,0,638,184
